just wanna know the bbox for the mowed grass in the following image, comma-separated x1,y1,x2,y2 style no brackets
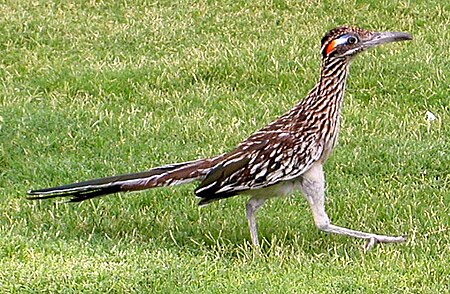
1,0,449,292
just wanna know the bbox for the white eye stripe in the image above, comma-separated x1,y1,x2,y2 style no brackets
334,36,350,46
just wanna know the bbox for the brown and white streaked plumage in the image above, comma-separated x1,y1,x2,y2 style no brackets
28,26,412,250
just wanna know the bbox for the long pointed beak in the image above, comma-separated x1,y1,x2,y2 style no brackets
364,31,413,48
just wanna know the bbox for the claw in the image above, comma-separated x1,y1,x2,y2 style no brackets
364,237,377,252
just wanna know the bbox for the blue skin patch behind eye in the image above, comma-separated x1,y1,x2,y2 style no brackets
335,34,353,45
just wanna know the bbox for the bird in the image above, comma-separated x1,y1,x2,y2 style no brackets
28,26,412,250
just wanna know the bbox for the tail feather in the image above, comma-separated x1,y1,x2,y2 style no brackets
27,157,221,202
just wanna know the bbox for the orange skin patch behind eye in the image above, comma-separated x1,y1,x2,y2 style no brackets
325,39,338,55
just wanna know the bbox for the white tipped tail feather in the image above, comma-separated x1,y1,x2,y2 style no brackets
27,157,222,202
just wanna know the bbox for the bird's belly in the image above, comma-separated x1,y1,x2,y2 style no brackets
244,179,302,200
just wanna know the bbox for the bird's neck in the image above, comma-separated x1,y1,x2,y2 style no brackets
288,57,351,147
296,58,351,118
315,57,351,105
299,57,351,158
272,58,352,132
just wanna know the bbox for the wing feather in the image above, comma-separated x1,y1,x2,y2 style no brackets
196,130,323,203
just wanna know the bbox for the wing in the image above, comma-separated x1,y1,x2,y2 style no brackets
195,128,323,204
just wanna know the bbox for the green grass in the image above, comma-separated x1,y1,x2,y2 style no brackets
1,0,449,292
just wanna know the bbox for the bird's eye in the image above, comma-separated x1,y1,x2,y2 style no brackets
347,36,358,44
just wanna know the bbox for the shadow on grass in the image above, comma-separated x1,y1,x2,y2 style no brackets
21,190,371,260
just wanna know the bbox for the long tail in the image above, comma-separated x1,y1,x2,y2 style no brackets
27,157,222,202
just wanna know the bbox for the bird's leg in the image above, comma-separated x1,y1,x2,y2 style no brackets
246,197,267,248
300,163,406,250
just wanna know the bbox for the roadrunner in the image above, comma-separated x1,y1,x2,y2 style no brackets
28,26,412,249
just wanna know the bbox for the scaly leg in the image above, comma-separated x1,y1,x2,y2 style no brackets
301,163,406,250
246,197,267,248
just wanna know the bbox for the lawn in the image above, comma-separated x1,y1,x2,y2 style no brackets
1,0,449,292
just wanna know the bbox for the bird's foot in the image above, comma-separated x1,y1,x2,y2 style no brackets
364,234,407,251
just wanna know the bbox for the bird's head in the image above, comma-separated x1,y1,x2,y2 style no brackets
321,26,412,60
